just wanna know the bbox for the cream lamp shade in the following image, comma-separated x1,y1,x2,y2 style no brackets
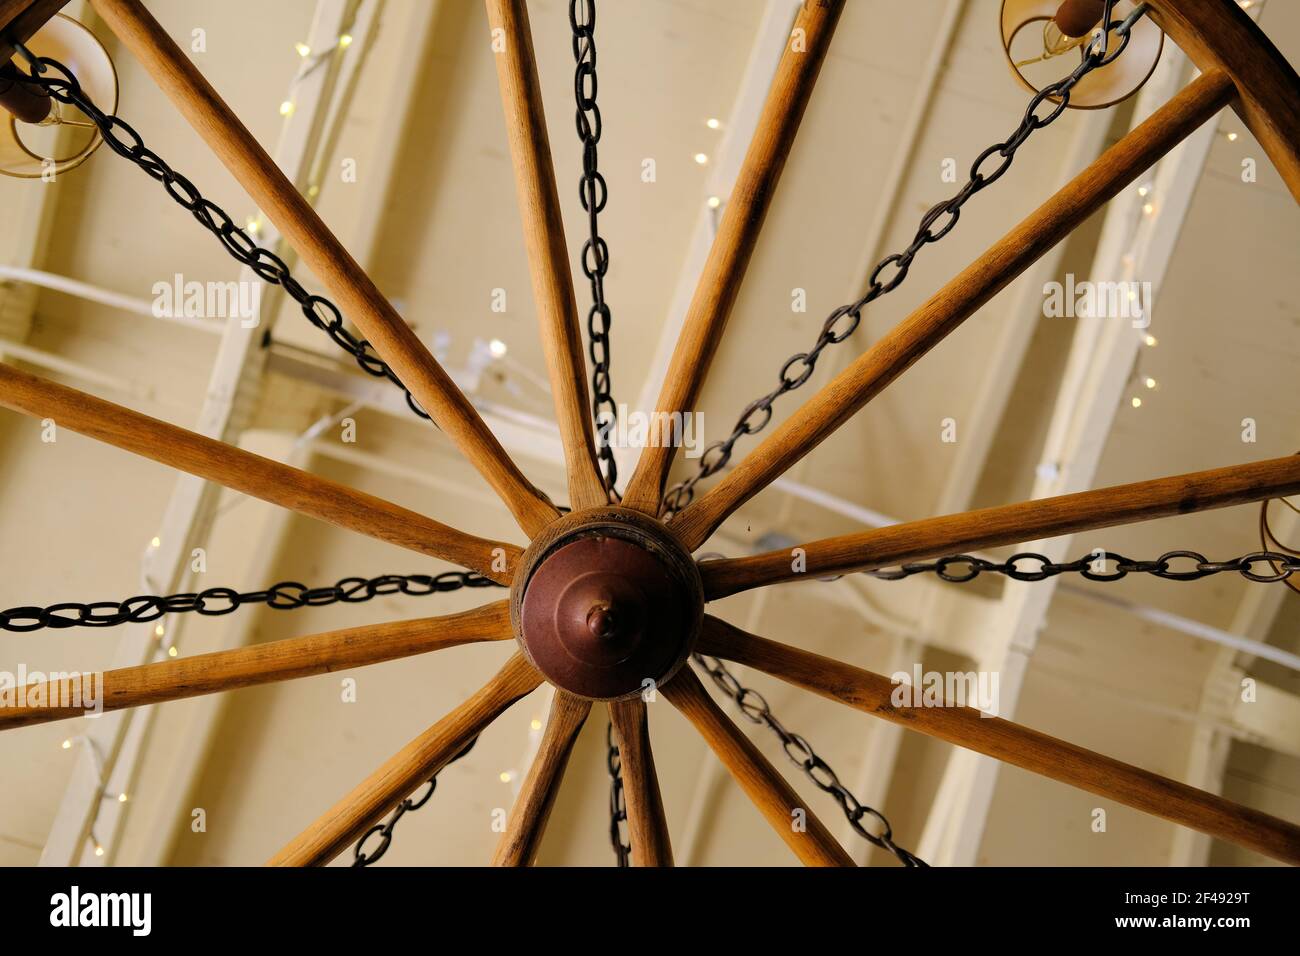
1000,0,1164,109
1,13,117,179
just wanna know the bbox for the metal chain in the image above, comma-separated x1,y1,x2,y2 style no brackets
606,722,632,867
352,736,478,866
571,0,619,496
662,2,1145,516
692,655,926,866
864,549,1300,584
1,571,500,632
13,47,435,423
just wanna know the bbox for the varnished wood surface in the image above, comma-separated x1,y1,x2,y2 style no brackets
87,0,559,537
670,70,1236,552
486,0,607,512
608,697,673,866
491,690,591,866
0,362,522,582
0,603,514,729
662,666,854,867
269,653,543,866
621,0,845,516
1148,0,1300,203
698,617,1300,865
701,454,1300,598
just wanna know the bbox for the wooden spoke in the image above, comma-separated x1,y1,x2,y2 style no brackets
0,0,69,61
661,665,853,866
608,698,673,866
87,0,559,537
620,0,845,516
698,617,1300,865
491,690,591,866
486,0,607,512
0,602,513,731
670,69,1237,552
0,363,521,582
269,653,542,867
701,454,1300,599
1147,0,1300,202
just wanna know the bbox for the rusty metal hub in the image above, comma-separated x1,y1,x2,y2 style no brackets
511,507,702,700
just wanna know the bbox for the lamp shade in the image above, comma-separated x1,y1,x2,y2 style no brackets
1000,0,1163,109
1,13,117,179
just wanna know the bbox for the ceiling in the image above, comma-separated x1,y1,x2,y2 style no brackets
0,0,1297,866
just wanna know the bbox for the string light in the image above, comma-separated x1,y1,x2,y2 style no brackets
1136,183,1151,197
705,117,721,129
693,152,708,165
1142,201,1155,216
529,718,542,731
279,100,296,117
1227,131,1239,142
93,843,104,857
1131,396,1142,408
1144,377,1157,389
61,738,72,750
167,646,178,658
498,771,513,783
707,195,721,209
154,624,165,638
1144,334,1158,347
488,338,508,358
117,792,128,803
149,536,160,549
294,42,312,58
338,33,353,48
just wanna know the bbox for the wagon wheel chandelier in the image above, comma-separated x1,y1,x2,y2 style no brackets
1,0,1299,868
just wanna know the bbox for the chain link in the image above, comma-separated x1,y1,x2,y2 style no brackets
692,656,926,866
1,571,500,632
14,48,435,423
662,2,1143,517
864,549,1300,584
606,721,632,866
352,736,478,866
571,0,619,496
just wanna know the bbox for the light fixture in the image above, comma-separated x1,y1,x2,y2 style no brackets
1000,1,1164,110
0,14,118,179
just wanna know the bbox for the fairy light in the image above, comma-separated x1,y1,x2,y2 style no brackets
294,42,312,58
693,152,708,165
499,771,513,783
1136,183,1151,197
530,718,542,731
338,33,354,48
1131,396,1142,408
279,100,296,117
705,117,721,129
1227,131,1239,142
245,216,261,235
167,646,178,658
117,793,128,803
1144,334,1158,347
149,536,160,549
93,843,104,857
1144,377,1157,389
488,338,508,358
154,623,165,638
61,738,72,750
1142,202,1155,216
707,195,721,209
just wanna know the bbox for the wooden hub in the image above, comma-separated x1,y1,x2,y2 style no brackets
510,507,702,700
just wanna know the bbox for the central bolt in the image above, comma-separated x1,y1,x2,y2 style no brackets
586,603,618,640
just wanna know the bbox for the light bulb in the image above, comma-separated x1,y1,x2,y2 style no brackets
1227,132,1239,142
61,739,72,750
1144,334,1158,347
167,646,178,658
705,117,720,130
1144,377,1157,389
150,536,161,548
294,42,311,58
488,338,508,358
530,718,542,731
1142,202,1155,216
338,33,354,48
693,153,708,165
154,624,165,638
499,771,513,783
1131,396,1142,408
94,844,105,857
279,100,296,117
118,793,128,803
707,196,721,209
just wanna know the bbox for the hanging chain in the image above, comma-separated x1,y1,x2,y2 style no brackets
13,47,434,423
352,736,478,866
571,0,619,496
864,549,1300,584
662,2,1145,517
1,571,500,632
606,722,632,867
692,656,926,866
